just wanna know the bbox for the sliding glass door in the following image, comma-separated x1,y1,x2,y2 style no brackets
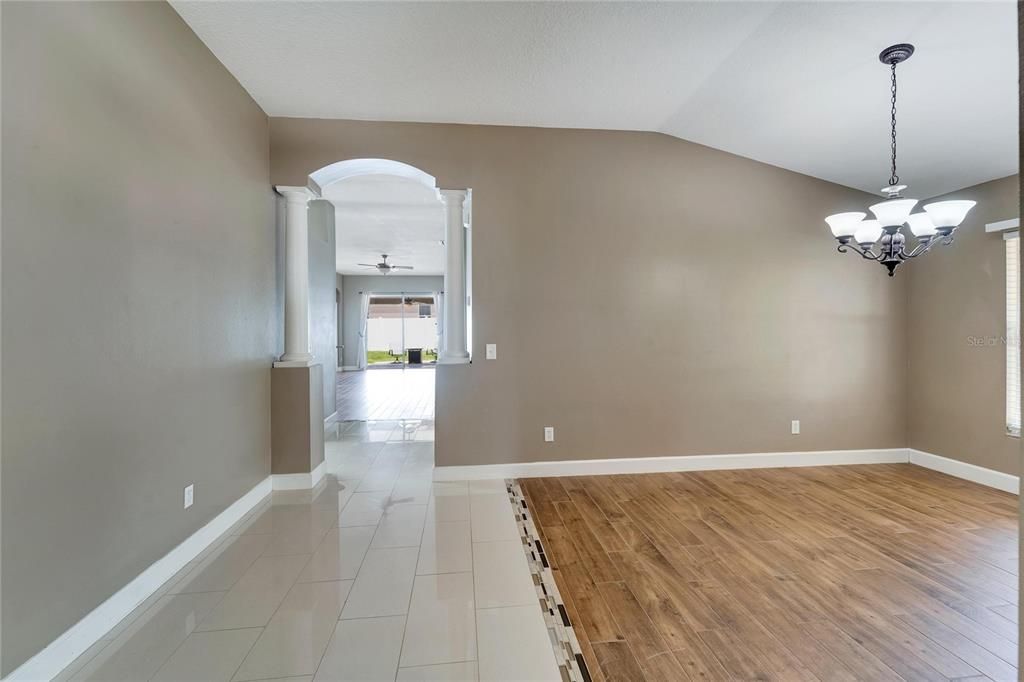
365,293,439,368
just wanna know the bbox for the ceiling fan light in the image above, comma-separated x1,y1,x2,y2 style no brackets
854,219,883,245
825,212,866,238
868,198,918,227
905,213,937,238
922,200,976,228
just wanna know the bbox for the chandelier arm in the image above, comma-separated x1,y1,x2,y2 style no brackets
900,241,934,259
901,234,956,259
838,243,884,261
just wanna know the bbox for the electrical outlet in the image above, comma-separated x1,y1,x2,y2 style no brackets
544,426,555,442
485,343,497,360
184,483,194,509
791,420,800,435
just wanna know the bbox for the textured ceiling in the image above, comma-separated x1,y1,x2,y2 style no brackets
172,1,1018,198
323,175,444,276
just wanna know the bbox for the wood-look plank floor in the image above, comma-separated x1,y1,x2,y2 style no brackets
519,464,1018,682
335,367,435,421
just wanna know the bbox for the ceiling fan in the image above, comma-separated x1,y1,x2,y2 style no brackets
357,254,413,275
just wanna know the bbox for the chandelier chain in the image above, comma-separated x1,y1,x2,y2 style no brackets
889,62,898,187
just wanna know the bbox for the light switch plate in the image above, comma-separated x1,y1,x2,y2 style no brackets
791,420,800,435
544,426,555,442
184,483,194,509
485,343,497,360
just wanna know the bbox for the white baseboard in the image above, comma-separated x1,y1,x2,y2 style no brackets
434,448,909,481
340,365,360,372
435,447,1020,496
7,476,273,681
272,460,326,491
909,449,1019,494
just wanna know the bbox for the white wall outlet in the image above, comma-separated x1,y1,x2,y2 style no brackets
791,420,800,435
183,483,194,509
485,343,497,360
544,426,555,442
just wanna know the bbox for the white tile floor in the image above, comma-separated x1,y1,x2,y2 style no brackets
55,419,561,682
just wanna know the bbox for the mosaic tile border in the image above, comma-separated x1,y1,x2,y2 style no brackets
506,480,593,682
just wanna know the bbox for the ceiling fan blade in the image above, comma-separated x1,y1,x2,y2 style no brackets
391,265,414,270
357,264,377,267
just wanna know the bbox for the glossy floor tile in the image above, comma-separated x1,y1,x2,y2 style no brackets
477,605,562,682
472,540,537,609
399,573,477,668
55,418,559,682
297,525,375,583
196,554,309,631
170,533,271,594
70,592,226,681
233,580,353,681
314,615,406,681
397,661,479,681
152,628,261,682
417,520,472,575
370,503,428,549
337,490,391,527
339,546,419,618
469,493,521,543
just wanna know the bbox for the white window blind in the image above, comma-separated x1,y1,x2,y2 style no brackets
1006,232,1020,436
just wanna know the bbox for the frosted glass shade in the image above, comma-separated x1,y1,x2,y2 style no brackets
825,212,866,238
905,213,937,238
922,200,976,228
869,198,918,227
854,219,883,245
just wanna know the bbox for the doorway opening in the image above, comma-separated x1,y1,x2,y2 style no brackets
323,167,450,424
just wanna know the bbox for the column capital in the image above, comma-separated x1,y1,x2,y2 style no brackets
438,189,468,207
275,186,315,204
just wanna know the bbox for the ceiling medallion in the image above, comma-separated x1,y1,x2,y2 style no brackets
825,43,976,277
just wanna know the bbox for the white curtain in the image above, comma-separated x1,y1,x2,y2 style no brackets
356,292,370,370
433,291,444,359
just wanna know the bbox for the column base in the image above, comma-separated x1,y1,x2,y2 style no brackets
274,355,315,368
438,353,471,365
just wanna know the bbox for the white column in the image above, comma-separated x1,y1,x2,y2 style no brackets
275,186,315,366
439,189,470,364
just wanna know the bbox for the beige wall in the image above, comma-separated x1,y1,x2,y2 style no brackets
272,118,908,467
1,2,275,673
907,176,1020,476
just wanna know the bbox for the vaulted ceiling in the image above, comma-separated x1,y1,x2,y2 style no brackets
172,1,1017,198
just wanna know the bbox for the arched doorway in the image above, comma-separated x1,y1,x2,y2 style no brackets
271,158,470,485
282,157,468,419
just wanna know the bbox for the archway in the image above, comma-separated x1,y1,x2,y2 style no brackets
308,158,438,197
270,158,470,487
275,159,470,370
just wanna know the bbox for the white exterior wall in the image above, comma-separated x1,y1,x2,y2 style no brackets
367,317,439,351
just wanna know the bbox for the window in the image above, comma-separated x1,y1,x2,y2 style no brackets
1006,232,1020,436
